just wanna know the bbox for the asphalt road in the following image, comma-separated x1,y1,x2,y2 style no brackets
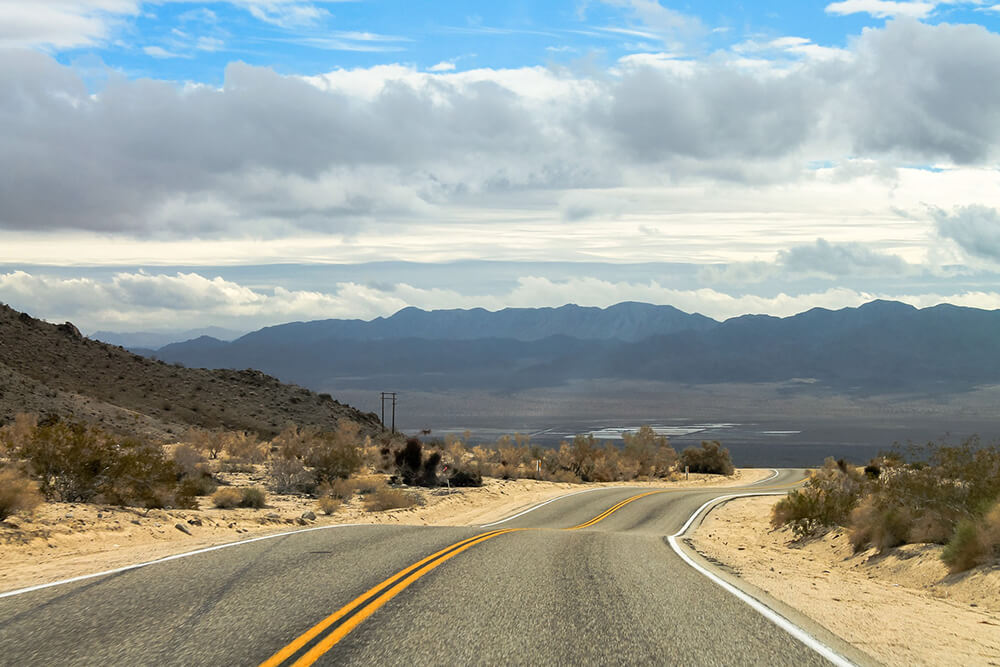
0,470,834,666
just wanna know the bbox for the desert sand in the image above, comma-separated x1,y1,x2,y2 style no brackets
691,495,1000,667
0,468,770,594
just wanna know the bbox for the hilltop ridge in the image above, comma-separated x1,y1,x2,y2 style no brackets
0,303,380,440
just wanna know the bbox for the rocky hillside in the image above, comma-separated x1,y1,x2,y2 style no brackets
0,304,380,441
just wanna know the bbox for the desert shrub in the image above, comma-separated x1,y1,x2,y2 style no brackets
318,478,358,501
317,496,341,515
14,420,185,507
364,485,419,511
942,519,984,573
177,473,218,497
268,458,315,495
448,468,483,487
391,437,442,486
212,487,243,508
0,413,38,456
622,426,677,478
224,431,265,463
240,487,267,509
171,444,205,477
848,496,913,552
772,458,864,538
680,441,735,476
188,427,227,460
352,477,381,495
306,421,364,482
941,501,1000,573
270,423,311,460
0,467,43,520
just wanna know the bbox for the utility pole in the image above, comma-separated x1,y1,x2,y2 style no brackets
380,392,397,433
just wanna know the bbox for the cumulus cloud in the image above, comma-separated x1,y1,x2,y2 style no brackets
933,204,1000,261
4,19,1000,241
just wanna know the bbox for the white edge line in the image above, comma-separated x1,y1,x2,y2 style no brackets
754,468,779,484
0,523,364,600
668,493,856,667
479,487,609,527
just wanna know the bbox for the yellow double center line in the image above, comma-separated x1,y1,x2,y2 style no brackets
260,479,798,666
565,490,668,530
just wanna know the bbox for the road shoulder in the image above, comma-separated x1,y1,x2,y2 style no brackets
689,495,1000,667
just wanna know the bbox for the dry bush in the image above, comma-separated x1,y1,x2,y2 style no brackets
318,478,358,501
268,458,315,495
942,519,984,573
269,424,311,460
680,440,735,476
364,485,420,511
306,421,364,482
172,444,205,477
772,458,864,539
0,467,42,520
622,426,677,478
0,413,38,456
942,501,1000,573
848,496,914,552
212,487,242,508
187,427,227,460
317,496,341,515
224,431,266,463
240,486,267,509
14,419,188,507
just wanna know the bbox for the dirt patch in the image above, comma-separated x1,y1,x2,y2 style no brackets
0,468,770,594
690,495,1000,667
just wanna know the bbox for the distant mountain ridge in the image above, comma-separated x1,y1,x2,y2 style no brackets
146,300,1000,395
92,326,245,350
234,302,719,346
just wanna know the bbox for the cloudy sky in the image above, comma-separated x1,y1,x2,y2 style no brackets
4,0,1000,335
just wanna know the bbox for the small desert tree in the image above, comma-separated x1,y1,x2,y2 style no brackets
622,425,677,478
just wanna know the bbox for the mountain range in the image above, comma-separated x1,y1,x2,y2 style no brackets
139,300,1000,395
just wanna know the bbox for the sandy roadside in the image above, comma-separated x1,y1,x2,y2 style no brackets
0,468,771,594
690,495,1000,667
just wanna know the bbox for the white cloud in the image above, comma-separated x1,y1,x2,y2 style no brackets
933,204,1000,261
825,1,936,19
428,61,456,72
143,45,185,58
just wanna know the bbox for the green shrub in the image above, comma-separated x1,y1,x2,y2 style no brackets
0,467,42,520
680,440,735,476
942,519,984,573
15,420,184,507
306,421,364,482
772,458,864,538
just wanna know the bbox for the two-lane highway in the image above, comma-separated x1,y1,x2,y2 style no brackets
0,470,836,666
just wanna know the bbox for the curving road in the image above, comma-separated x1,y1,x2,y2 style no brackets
0,470,846,666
